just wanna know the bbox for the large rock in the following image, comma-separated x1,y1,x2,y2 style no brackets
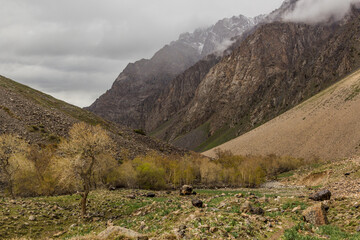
98,226,148,240
309,189,331,201
302,203,329,226
146,192,155,198
180,185,193,195
241,201,264,215
192,199,203,208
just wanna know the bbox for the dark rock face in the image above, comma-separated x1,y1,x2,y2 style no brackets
159,8,360,150
309,190,331,201
191,199,203,208
303,203,329,226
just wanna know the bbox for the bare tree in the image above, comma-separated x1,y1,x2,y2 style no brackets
57,122,117,217
0,134,28,198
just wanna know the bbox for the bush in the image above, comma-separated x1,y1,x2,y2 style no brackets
133,129,146,135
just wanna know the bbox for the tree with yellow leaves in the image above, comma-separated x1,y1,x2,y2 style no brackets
56,122,117,217
0,134,28,198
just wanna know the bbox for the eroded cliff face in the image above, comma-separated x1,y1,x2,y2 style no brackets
158,8,360,151
146,54,221,133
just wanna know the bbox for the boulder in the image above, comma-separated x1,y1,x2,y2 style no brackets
191,199,203,208
180,185,193,195
302,203,329,226
146,192,155,198
127,194,136,199
309,189,331,201
98,226,148,240
241,201,264,215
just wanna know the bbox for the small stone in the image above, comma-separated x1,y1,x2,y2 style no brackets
69,224,77,229
266,208,280,212
127,194,136,199
235,193,244,198
259,196,269,203
28,215,36,221
292,206,301,212
98,226,148,240
53,231,66,237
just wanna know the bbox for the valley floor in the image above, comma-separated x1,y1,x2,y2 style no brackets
2,157,360,240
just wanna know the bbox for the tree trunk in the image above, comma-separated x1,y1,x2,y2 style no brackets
8,183,14,199
7,177,14,199
81,190,89,218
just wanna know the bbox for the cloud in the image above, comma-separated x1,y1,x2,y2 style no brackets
214,39,236,56
285,0,360,23
0,0,283,107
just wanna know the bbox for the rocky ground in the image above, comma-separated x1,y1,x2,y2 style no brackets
2,158,360,240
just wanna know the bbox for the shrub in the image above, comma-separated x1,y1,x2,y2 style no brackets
133,129,146,135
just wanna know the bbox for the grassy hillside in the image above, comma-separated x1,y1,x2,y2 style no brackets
203,69,360,160
0,75,185,158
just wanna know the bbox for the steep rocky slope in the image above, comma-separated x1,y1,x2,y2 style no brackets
147,54,221,134
0,75,185,158
88,15,263,130
157,7,360,151
203,68,360,160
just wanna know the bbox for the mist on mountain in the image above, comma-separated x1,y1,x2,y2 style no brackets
285,0,360,23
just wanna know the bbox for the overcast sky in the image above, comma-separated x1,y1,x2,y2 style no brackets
0,0,283,107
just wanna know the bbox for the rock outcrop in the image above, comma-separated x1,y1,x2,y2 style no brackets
302,203,329,226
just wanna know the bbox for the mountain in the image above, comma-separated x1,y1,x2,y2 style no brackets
151,6,360,151
0,75,186,158
88,14,263,130
203,68,360,160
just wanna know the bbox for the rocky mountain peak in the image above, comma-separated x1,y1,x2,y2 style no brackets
88,12,262,130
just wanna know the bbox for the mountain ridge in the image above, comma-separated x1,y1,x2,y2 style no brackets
153,6,360,151
88,13,264,130
0,75,186,158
